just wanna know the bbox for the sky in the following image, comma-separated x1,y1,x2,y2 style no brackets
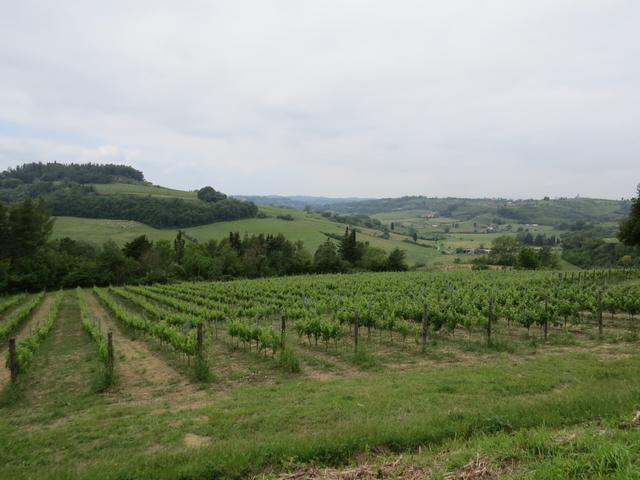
0,1,638,199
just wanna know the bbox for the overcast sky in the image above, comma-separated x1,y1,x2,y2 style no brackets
0,1,638,199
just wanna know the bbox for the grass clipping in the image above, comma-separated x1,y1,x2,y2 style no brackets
276,454,496,480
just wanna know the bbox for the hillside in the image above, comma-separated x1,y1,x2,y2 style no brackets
51,205,446,267
320,196,630,226
0,162,258,229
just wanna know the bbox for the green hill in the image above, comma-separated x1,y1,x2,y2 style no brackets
51,204,447,268
321,196,630,227
0,163,258,229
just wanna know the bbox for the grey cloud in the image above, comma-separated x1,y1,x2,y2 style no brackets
0,0,639,198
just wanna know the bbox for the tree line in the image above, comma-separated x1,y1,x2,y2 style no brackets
0,162,144,185
0,200,408,292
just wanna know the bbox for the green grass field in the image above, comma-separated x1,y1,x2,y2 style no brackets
92,182,198,200
52,205,448,267
52,182,585,270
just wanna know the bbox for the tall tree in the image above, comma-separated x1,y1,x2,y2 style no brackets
313,238,342,273
619,184,640,246
123,235,153,259
174,231,186,263
339,227,359,263
6,198,54,261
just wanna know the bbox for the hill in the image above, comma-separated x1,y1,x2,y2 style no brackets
51,205,446,267
0,162,258,229
235,195,367,210
320,196,630,227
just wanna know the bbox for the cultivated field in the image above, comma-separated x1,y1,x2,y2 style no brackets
1,270,640,479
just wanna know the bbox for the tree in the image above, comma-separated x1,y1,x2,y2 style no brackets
339,227,359,264
490,236,520,266
517,247,539,269
387,248,408,271
412,231,418,242
313,239,342,273
5,198,54,261
197,186,227,203
390,222,395,231
619,184,640,246
174,231,186,263
123,235,152,259
536,246,559,269
358,246,388,271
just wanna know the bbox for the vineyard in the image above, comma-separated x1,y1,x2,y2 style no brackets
1,269,640,479
86,269,640,379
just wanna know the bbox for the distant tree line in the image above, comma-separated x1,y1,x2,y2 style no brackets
0,200,408,292
516,231,560,246
472,236,560,270
0,162,144,185
313,227,407,273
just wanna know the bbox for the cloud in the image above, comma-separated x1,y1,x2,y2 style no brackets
0,0,638,198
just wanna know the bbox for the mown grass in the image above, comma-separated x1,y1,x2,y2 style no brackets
1,347,640,479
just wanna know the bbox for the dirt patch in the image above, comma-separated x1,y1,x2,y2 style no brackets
184,433,211,448
277,458,429,479
85,291,203,405
445,455,496,480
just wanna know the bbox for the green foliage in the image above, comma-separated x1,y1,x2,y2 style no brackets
278,349,301,373
77,288,110,363
196,186,227,203
12,291,64,375
0,294,25,315
94,287,197,355
313,238,343,273
619,184,640,246
228,319,282,355
562,228,640,268
0,162,144,184
0,292,45,340
122,235,152,259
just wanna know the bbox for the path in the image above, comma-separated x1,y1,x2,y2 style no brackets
85,291,202,405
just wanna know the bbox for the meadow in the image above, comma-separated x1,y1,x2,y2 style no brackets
1,269,639,479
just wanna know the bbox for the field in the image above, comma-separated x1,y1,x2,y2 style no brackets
51,206,449,267
1,269,640,479
92,182,198,200
51,182,590,271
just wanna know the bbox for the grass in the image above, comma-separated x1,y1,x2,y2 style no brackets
51,205,445,266
92,182,198,200
52,183,591,271
297,418,640,479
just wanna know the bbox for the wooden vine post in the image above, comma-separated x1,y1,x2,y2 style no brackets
597,290,603,337
486,296,493,346
543,298,549,342
196,323,204,357
421,304,428,353
354,311,360,353
107,331,114,371
8,338,18,383
281,314,286,349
